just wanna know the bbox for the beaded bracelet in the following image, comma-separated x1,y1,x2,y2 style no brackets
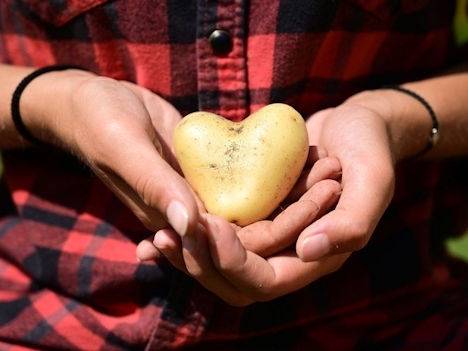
382,85,439,159
11,64,83,145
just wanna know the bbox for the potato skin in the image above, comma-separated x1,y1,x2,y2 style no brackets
174,103,309,226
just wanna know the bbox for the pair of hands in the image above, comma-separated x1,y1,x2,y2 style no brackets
141,104,395,306
32,70,396,306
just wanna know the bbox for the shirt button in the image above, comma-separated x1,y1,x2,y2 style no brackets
208,29,233,55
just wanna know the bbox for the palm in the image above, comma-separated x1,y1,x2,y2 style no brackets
295,105,396,258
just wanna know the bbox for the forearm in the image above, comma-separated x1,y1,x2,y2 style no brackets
402,72,468,158
346,70,468,161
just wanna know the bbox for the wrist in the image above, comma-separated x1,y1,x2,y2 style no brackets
20,68,95,146
343,88,433,162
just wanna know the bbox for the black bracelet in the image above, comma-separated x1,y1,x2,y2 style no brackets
381,85,439,159
11,64,83,145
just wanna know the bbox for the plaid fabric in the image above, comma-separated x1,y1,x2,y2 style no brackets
0,0,467,350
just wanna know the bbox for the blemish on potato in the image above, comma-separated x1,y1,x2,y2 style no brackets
228,125,244,134
174,103,308,226
224,142,239,157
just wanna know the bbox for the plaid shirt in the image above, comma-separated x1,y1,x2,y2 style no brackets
0,1,467,350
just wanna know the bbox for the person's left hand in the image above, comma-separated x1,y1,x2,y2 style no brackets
293,98,397,265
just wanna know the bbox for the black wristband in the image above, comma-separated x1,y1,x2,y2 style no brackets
11,64,83,145
381,85,439,159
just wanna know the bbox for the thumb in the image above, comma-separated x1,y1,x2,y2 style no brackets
95,127,199,237
130,152,199,237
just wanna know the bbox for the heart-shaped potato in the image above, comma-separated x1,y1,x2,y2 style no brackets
174,103,309,226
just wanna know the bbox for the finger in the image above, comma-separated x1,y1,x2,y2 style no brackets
136,236,162,262
237,203,314,257
286,157,341,202
93,120,199,237
265,251,349,298
91,168,168,232
179,222,253,306
239,179,341,256
205,214,275,300
206,214,350,301
153,229,188,273
299,178,342,205
296,162,395,261
305,145,328,168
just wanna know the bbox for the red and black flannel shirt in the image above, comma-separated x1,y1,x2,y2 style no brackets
0,1,467,350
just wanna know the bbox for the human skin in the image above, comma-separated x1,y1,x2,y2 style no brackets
148,70,468,306
0,64,467,306
294,75,468,264
0,64,341,306
0,64,201,237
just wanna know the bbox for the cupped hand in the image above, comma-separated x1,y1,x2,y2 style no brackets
28,69,200,237
151,165,346,306
295,101,396,262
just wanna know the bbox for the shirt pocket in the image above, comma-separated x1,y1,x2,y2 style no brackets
342,0,429,23
19,0,111,26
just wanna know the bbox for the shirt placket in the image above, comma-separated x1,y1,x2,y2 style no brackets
196,0,249,121
145,2,248,350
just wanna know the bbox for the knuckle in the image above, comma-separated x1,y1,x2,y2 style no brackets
74,77,121,115
259,231,279,253
304,179,341,203
76,76,119,97
317,179,341,194
300,199,320,213
311,158,328,172
100,120,129,142
134,174,163,209
318,157,341,173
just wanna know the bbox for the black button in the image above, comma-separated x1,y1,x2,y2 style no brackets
208,29,233,55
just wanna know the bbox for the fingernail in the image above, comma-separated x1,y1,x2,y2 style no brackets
153,232,165,249
166,201,188,237
300,233,330,261
136,240,159,262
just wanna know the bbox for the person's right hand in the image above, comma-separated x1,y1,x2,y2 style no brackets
22,69,200,238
